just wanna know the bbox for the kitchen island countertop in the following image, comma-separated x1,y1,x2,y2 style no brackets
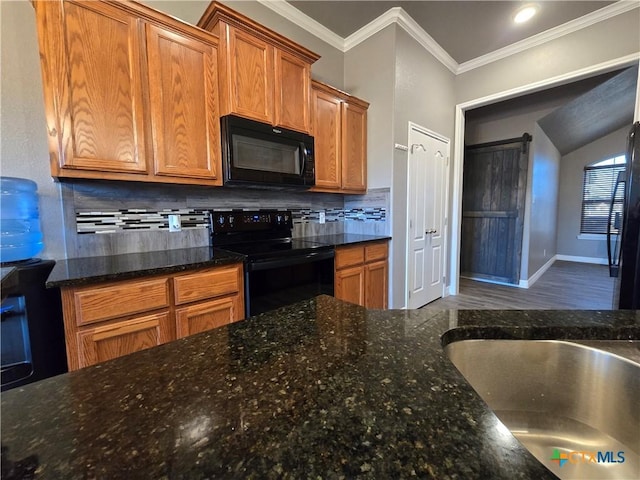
1,296,638,479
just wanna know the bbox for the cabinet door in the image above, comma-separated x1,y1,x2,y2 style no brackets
341,102,367,192
311,87,342,190
175,296,241,338
77,312,172,368
365,260,388,309
224,25,274,124
335,266,365,307
37,0,147,174
146,24,221,182
275,50,310,133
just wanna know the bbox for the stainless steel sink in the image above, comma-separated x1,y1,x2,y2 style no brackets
444,339,640,480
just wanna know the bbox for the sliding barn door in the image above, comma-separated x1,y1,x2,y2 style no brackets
461,135,530,285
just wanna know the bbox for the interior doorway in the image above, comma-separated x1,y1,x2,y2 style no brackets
406,123,450,308
450,56,640,296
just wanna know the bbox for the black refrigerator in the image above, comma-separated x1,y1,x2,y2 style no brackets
608,121,640,309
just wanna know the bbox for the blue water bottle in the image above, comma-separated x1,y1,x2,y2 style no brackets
0,177,44,263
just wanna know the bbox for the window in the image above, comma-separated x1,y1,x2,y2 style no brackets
580,155,626,235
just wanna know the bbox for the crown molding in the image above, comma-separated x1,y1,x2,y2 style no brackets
343,7,458,73
259,1,638,75
255,0,344,51
457,1,640,74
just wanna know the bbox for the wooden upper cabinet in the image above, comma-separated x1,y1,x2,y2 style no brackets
275,50,311,133
341,101,368,192
35,0,223,186
146,24,221,182
223,25,274,124
311,85,342,190
311,80,369,194
36,0,148,174
198,1,319,133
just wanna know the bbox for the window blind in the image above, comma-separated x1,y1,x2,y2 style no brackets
580,164,626,234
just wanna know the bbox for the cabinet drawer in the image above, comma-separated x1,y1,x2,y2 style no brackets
365,242,388,262
173,264,242,305
73,277,170,326
335,245,364,269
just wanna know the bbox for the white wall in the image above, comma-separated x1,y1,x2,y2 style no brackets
1,0,66,260
344,25,396,191
556,126,630,260
527,124,560,277
390,28,456,308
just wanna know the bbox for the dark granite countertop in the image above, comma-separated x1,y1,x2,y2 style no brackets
301,233,391,247
2,296,638,479
46,247,246,288
45,236,391,289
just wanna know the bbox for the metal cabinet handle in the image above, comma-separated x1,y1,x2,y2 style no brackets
425,229,438,235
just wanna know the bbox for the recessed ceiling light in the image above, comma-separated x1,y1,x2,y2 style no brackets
514,4,538,24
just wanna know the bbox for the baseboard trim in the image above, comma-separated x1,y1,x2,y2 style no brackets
556,254,608,265
520,255,557,288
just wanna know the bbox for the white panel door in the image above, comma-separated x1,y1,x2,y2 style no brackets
407,124,449,308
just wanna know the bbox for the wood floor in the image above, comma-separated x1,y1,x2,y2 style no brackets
423,261,615,310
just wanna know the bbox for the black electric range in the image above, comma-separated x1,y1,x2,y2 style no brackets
210,210,334,317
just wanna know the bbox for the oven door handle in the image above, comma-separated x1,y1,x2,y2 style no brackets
248,250,334,271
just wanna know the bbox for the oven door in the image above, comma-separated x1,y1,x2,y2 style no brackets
245,249,334,317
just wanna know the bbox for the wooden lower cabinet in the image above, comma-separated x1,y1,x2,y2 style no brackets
61,262,244,370
334,241,389,309
365,260,388,309
176,296,242,339
77,312,172,368
335,266,364,307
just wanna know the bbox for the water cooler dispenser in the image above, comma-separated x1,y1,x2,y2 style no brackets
1,177,67,391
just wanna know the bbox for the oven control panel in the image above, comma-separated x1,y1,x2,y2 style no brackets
211,210,292,233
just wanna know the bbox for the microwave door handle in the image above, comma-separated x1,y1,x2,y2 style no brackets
299,142,307,177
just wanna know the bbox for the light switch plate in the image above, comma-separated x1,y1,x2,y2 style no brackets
319,211,325,224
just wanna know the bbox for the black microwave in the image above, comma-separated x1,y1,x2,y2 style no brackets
220,115,315,188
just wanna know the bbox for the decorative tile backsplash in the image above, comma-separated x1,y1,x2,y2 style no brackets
76,209,210,234
75,207,386,234
63,181,390,257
